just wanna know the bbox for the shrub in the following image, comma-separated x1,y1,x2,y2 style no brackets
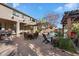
54,37,76,52
58,37,76,52
53,30,76,52
36,29,42,33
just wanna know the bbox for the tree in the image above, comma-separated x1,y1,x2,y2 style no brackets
44,12,59,27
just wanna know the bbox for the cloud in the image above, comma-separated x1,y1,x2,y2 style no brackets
55,6,63,11
54,3,79,28
64,3,78,11
55,6,63,13
12,3,20,8
55,3,79,13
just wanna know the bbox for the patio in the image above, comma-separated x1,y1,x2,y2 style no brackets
10,35,79,56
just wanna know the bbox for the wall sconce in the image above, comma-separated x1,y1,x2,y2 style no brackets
11,16,14,19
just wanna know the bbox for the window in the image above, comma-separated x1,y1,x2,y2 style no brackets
32,19,35,22
30,18,32,21
13,11,19,17
22,15,25,19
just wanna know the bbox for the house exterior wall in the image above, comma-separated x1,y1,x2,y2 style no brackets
0,4,31,23
0,4,14,21
0,4,37,36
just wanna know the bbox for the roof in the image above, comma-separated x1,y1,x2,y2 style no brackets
64,10,79,15
61,9,79,24
0,3,37,20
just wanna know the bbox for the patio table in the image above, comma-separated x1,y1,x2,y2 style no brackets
0,30,13,45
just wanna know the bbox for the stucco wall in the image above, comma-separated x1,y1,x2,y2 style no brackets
0,5,13,21
0,4,31,23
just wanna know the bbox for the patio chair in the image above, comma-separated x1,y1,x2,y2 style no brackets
42,34,50,44
0,36,13,45
28,34,34,40
24,32,28,39
0,30,13,45
33,32,39,39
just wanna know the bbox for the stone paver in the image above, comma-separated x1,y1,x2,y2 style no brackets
13,35,79,56
0,44,16,56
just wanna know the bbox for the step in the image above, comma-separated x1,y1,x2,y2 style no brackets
0,44,16,56
0,47,15,56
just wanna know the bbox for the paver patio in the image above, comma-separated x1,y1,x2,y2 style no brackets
0,44,16,56
12,35,79,56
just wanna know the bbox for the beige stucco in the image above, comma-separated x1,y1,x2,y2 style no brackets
0,4,31,23
0,4,37,36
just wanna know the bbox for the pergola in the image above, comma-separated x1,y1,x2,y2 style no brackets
61,10,79,37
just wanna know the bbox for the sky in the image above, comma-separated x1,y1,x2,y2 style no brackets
7,3,79,28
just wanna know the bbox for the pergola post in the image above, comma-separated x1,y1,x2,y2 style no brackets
67,17,72,38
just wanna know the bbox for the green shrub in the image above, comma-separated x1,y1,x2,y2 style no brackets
53,31,76,52
36,29,42,33
59,38,76,52
54,37,76,52
58,37,65,49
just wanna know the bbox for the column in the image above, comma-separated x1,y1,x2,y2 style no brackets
16,22,20,36
67,17,72,38
33,26,37,32
35,26,37,31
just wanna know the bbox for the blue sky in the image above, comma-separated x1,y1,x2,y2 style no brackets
7,3,79,28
